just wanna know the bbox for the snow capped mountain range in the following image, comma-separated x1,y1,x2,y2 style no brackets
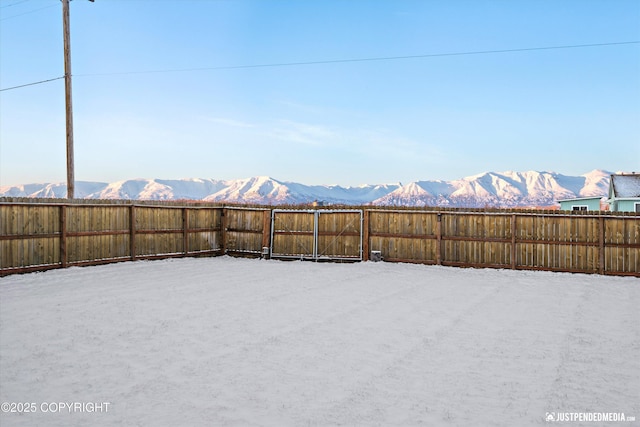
1,170,611,208
375,170,610,207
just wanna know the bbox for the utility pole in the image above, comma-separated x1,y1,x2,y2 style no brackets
61,0,93,199
62,0,74,199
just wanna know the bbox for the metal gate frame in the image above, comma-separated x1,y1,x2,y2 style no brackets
270,209,363,261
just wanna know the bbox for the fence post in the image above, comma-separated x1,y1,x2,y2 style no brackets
436,212,442,265
183,208,189,256
221,208,227,254
60,205,67,268
511,214,517,269
262,209,271,253
362,209,370,261
130,204,136,261
598,216,605,275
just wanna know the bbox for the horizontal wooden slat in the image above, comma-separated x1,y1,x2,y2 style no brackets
1,201,638,277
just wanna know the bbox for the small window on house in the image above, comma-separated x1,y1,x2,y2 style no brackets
572,205,588,211
635,203,640,213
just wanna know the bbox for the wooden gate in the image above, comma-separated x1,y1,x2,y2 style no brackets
270,209,363,260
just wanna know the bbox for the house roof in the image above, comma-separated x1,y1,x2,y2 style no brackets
609,174,640,198
557,196,604,203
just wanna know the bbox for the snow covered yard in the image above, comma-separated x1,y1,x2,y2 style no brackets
0,257,638,427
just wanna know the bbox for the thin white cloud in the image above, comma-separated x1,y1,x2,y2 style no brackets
268,120,337,146
206,117,256,129
347,128,444,162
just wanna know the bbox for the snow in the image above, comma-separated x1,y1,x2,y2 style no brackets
1,258,638,426
1,170,611,207
579,170,612,198
374,170,610,207
612,175,640,198
204,176,294,204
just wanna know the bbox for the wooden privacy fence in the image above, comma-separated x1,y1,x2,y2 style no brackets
1,200,224,275
365,209,639,276
1,200,639,277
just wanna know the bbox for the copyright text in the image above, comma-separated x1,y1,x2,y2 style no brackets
1,402,111,414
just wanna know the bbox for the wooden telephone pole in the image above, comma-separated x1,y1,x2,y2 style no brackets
62,0,74,199
61,0,93,199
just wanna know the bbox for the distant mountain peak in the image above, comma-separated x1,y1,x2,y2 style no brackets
0,170,612,208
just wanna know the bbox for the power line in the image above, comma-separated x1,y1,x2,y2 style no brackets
0,4,56,21
76,41,640,77
1,40,638,92
0,76,64,92
0,0,30,9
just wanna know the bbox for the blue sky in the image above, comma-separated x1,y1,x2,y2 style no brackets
1,0,639,187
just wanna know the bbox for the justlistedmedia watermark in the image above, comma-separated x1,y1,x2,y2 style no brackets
1,401,111,414
545,412,635,423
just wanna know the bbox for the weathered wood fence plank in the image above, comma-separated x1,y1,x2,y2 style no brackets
1,200,638,276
